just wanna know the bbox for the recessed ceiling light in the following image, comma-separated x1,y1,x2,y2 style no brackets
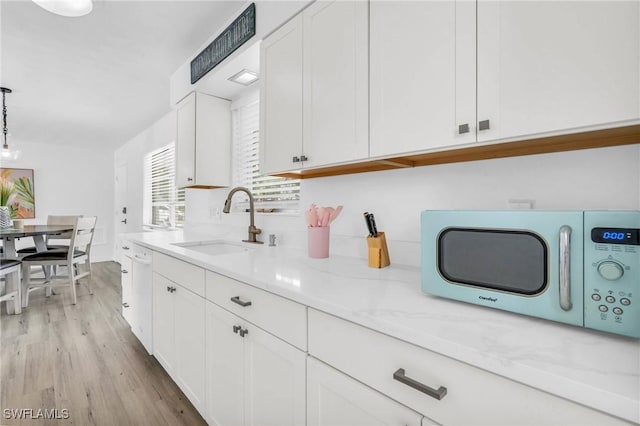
32,0,93,17
228,69,259,86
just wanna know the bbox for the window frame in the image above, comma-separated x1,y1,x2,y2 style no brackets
143,143,185,228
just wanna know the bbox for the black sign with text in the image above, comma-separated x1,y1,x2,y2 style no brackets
190,3,256,84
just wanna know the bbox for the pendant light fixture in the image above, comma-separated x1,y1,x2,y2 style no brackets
1,87,21,161
32,0,93,17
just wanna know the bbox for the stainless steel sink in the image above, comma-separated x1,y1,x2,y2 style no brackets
172,241,254,256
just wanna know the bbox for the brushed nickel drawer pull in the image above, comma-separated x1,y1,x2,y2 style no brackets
478,119,491,131
230,296,252,307
393,368,447,400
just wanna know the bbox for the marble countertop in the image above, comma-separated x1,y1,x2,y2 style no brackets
122,231,640,423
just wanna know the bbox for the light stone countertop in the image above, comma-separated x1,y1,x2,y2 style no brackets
122,231,640,424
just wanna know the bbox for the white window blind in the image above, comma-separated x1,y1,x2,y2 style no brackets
143,144,185,227
232,100,300,212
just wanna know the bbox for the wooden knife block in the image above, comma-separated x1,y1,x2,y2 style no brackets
367,231,390,268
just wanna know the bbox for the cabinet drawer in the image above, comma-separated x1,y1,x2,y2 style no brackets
206,271,306,350
308,309,626,426
153,252,205,297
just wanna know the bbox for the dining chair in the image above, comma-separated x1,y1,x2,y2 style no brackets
0,259,22,314
17,215,81,254
21,216,97,306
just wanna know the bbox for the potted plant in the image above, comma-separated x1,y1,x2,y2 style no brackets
0,179,16,228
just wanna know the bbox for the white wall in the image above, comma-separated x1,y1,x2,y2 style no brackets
115,89,639,269
185,144,640,267
2,141,114,262
114,109,177,234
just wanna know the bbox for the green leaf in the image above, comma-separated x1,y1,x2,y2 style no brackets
14,177,35,208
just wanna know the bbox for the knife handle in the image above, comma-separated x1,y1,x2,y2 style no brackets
369,213,378,237
363,212,373,236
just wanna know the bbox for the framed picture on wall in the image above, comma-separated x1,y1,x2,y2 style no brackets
0,168,35,219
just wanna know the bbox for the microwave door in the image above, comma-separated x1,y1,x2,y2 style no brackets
423,210,584,327
438,228,548,295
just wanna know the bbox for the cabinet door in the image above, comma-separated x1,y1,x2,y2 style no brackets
260,14,304,175
244,323,306,426
477,1,640,143
121,256,133,325
176,92,196,188
303,0,369,168
206,302,244,426
174,285,206,415
370,1,476,157
152,273,175,373
307,357,425,426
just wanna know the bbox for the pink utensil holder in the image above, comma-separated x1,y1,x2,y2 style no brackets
308,226,330,258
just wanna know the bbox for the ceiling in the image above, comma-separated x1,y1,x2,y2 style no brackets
0,0,249,150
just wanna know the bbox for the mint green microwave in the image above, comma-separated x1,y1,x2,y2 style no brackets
421,210,640,338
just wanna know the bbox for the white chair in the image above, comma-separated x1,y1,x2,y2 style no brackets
0,259,22,314
21,216,97,306
17,215,81,254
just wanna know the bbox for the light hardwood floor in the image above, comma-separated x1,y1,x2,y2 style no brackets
0,261,206,426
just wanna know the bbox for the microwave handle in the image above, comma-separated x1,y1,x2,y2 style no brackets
559,225,573,311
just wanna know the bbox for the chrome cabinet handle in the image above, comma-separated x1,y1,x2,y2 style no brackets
300,155,308,162
478,119,490,131
122,270,129,274
458,123,470,134
230,296,252,307
393,368,447,400
292,156,301,163
167,286,171,292
239,328,249,338
233,325,241,334
187,177,193,182
559,225,572,311
122,246,130,250
123,303,130,308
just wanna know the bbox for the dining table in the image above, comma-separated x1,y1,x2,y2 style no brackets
0,225,74,259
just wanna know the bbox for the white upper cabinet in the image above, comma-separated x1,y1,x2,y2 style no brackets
370,1,476,157
175,92,231,188
302,0,369,168
260,14,304,175
476,0,640,143
260,0,369,174
261,0,639,175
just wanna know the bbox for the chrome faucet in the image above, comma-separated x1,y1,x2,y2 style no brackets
223,187,263,244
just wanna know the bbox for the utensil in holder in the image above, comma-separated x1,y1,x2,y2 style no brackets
367,231,390,268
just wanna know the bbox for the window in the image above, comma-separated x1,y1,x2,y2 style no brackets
232,99,300,212
143,144,185,227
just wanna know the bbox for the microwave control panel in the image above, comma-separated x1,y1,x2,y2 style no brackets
583,211,639,338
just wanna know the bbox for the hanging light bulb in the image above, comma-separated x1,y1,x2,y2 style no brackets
31,0,93,17
1,87,21,162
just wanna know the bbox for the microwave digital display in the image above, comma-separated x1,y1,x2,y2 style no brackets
591,227,640,245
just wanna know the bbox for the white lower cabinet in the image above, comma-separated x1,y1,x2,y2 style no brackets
308,309,629,426
307,356,429,426
152,271,206,416
120,255,133,325
205,301,306,426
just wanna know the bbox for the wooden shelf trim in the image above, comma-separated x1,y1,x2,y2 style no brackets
273,125,640,179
